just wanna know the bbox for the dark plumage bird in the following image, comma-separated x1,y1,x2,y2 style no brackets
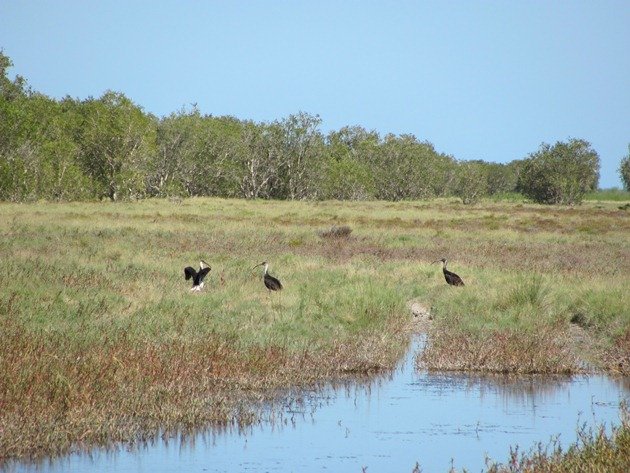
433,258,465,286
252,261,283,292
184,260,211,291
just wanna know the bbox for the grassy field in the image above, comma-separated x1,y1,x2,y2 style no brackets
1,197,629,462
585,188,630,202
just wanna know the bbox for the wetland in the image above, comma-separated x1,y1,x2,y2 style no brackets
1,197,629,470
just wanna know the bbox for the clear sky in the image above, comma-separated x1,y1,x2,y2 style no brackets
1,1,628,187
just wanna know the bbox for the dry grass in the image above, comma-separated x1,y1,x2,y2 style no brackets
601,328,630,375
419,321,579,374
317,224,353,239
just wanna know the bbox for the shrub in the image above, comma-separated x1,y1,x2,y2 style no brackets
517,139,600,205
454,161,488,205
619,145,630,191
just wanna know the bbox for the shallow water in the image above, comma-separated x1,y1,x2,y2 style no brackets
12,337,630,473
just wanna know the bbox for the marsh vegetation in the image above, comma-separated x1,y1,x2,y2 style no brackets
486,403,630,473
1,197,629,464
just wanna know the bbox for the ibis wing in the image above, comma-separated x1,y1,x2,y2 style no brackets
184,267,197,281
445,270,464,286
197,267,211,284
265,274,283,291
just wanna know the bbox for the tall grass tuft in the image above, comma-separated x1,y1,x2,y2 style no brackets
317,224,353,239
501,274,550,310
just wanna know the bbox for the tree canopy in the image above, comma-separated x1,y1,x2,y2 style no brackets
517,139,600,205
0,51,603,204
619,145,630,191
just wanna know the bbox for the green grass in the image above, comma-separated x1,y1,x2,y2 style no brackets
585,188,630,202
1,197,629,461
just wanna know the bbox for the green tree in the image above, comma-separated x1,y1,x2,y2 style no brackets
273,112,325,200
323,126,377,200
75,91,155,201
20,95,90,201
322,156,375,200
483,162,518,195
619,145,630,191
0,50,28,101
235,121,281,199
0,51,30,200
454,161,488,204
152,108,242,197
0,52,89,201
517,139,600,205
365,134,452,201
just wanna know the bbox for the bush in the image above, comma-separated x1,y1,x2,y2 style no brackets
619,146,630,191
454,161,488,205
517,139,600,205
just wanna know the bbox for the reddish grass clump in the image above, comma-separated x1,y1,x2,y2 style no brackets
418,322,580,374
0,312,410,463
317,225,353,239
602,328,630,376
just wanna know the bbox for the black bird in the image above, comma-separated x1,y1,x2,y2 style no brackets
433,258,465,286
252,261,283,292
184,260,211,291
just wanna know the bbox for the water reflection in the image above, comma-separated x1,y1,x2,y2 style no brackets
10,337,630,473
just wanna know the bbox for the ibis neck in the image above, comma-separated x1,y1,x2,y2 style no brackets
263,263,269,275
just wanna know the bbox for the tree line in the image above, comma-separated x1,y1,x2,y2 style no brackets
1,51,612,205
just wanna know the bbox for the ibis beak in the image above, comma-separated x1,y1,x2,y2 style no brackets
251,262,263,270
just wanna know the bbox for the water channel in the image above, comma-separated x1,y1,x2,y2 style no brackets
12,337,630,472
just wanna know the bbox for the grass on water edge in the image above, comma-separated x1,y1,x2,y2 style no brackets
0,197,629,463
478,402,630,473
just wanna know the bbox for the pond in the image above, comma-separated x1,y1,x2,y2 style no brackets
12,337,630,472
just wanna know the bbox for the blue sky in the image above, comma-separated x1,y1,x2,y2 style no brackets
1,1,628,187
